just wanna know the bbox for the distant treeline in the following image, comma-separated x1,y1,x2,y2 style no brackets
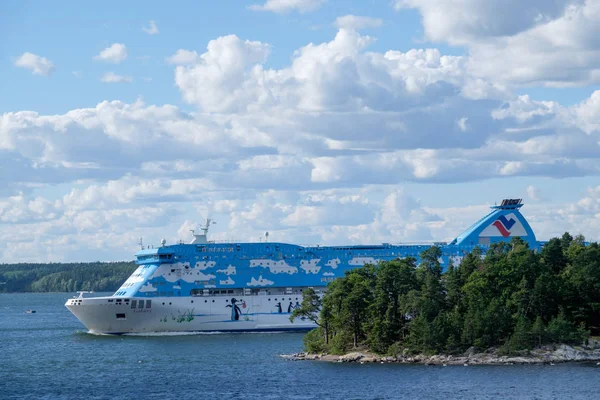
0,261,137,293
292,233,600,356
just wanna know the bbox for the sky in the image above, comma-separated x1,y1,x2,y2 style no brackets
2,0,600,262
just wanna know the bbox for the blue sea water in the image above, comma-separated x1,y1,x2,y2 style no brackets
1,293,599,400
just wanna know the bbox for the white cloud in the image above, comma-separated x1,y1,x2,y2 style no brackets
572,90,600,134
94,43,128,64
456,117,468,132
167,49,200,65
100,72,132,83
527,185,543,201
249,0,325,14
142,20,159,35
397,0,600,87
334,15,383,31
394,0,574,44
14,52,55,76
174,35,271,112
4,24,600,262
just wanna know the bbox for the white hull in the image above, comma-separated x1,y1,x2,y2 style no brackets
65,294,315,334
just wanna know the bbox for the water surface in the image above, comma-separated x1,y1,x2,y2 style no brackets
1,293,599,399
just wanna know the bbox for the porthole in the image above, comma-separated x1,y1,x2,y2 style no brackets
212,300,215,303
169,302,172,305
162,302,165,305
205,300,207,303
191,300,194,303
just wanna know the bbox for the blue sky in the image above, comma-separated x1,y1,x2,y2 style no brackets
2,0,436,114
2,0,600,262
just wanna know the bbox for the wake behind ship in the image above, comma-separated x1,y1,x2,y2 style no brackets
66,198,540,334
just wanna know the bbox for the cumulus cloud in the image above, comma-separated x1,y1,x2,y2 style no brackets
397,0,600,87
167,49,200,65
174,35,271,112
572,90,600,134
14,52,55,76
142,20,159,35
249,0,325,14
3,23,600,262
100,72,133,83
94,43,128,63
394,0,574,44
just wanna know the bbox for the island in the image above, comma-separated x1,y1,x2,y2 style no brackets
287,234,600,364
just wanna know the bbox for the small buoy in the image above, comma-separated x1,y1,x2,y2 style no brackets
463,363,468,367
442,364,447,367
360,362,364,365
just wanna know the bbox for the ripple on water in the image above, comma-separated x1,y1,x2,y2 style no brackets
1,293,600,400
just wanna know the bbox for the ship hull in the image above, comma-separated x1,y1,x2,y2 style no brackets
65,294,316,334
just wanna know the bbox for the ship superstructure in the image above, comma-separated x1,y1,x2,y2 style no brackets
66,199,540,334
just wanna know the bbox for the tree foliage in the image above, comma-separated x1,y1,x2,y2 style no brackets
299,234,598,355
0,262,137,293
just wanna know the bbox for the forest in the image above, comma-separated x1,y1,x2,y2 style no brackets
0,261,137,293
291,233,600,356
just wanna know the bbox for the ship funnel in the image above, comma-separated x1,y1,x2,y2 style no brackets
451,199,538,249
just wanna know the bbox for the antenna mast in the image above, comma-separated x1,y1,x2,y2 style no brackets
201,218,212,236
189,218,216,244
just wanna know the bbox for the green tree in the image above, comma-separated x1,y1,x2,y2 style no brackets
290,287,331,344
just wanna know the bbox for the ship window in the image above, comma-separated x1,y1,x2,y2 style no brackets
146,300,151,308
205,300,207,303
116,313,126,319
130,300,137,308
138,300,145,309
212,300,215,303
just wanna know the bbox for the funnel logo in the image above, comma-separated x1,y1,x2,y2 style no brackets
492,215,516,238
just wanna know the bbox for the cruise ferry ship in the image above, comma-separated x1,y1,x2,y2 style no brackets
66,198,540,334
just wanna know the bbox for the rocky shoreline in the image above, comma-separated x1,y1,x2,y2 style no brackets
282,342,600,366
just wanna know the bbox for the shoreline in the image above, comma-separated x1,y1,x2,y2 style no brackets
282,343,600,366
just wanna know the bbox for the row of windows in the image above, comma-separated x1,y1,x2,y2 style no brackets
131,299,151,309
138,255,158,261
196,246,236,253
158,297,301,305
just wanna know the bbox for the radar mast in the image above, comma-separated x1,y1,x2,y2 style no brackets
190,218,216,244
